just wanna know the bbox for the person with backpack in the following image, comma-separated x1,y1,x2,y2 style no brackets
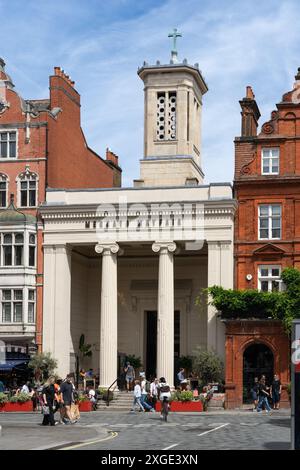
140,373,155,412
157,377,171,418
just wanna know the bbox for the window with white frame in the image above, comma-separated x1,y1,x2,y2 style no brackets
28,233,36,267
1,289,23,323
259,204,281,240
19,173,37,207
262,148,279,175
0,288,36,324
258,265,281,292
0,131,17,158
1,233,24,266
0,174,8,207
28,289,35,323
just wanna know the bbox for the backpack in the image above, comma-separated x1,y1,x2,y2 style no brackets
145,381,150,393
160,384,170,393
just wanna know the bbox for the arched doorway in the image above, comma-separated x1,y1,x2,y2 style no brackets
243,343,274,403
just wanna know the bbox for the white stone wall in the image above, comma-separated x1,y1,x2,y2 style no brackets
69,253,208,375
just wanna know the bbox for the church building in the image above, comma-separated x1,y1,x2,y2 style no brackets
40,36,236,386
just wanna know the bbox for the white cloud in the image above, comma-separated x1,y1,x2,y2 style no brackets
1,0,300,185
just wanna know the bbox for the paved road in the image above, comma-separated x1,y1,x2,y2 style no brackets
0,410,291,450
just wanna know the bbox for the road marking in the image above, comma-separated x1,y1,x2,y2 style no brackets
163,443,180,450
197,423,230,436
59,432,118,450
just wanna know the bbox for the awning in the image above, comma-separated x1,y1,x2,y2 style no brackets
0,360,29,371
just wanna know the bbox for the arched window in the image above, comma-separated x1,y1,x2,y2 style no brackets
0,173,8,208
17,170,38,208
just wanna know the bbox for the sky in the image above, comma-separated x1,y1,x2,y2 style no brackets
1,0,300,186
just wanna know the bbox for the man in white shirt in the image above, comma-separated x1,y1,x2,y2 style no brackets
150,378,159,408
131,380,145,412
140,373,155,412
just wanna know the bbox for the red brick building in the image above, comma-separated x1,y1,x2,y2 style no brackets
225,70,300,408
0,58,121,368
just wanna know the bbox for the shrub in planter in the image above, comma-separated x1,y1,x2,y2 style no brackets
175,391,194,402
10,393,31,403
0,392,8,406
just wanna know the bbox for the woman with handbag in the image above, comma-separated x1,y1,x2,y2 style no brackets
42,376,58,426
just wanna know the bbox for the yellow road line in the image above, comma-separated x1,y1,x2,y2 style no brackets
60,431,118,450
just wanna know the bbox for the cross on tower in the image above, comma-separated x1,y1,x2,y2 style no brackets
168,28,182,63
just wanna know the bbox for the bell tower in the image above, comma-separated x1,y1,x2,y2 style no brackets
135,30,208,187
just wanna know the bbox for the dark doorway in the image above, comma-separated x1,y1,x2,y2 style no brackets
146,311,157,379
145,311,180,380
243,343,274,403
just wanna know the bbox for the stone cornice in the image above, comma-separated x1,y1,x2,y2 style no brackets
40,201,237,221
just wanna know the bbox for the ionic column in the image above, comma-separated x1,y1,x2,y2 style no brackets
152,241,176,386
95,242,119,388
207,241,233,359
43,244,72,378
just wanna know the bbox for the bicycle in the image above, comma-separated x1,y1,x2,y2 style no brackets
161,397,169,422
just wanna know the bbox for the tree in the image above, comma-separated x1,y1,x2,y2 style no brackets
28,352,57,382
192,348,224,387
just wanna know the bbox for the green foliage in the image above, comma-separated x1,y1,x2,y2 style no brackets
28,352,57,381
77,394,90,403
125,355,142,370
192,348,224,385
0,392,8,405
10,393,31,403
197,268,300,334
174,390,194,402
79,334,92,358
97,387,107,396
178,356,193,373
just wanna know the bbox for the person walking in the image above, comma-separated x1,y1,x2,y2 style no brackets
157,377,171,419
250,377,259,410
256,377,272,413
60,374,76,424
42,376,58,426
140,373,155,412
150,378,159,409
270,374,282,410
124,362,135,392
131,380,145,412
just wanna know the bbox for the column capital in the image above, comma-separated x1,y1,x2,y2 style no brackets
152,241,177,254
95,242,120,255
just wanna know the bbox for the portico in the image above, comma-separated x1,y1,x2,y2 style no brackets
40,185,235,385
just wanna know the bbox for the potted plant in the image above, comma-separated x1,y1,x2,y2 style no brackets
155,390,203,412
77,395,92,412
0,392,8,410
1,393,33,412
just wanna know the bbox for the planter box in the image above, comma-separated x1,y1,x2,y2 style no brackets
0,401,33,412
155,401,203,412
78,401,92,412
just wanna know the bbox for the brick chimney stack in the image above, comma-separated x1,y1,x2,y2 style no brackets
106,148,119,167
54,66,75,88
239,86,261,137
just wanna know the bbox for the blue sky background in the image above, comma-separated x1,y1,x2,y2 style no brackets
1,0,300,186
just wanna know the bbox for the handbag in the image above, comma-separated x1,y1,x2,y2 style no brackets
42,404,50,415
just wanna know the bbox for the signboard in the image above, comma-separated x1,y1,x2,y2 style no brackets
291,321,300,449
